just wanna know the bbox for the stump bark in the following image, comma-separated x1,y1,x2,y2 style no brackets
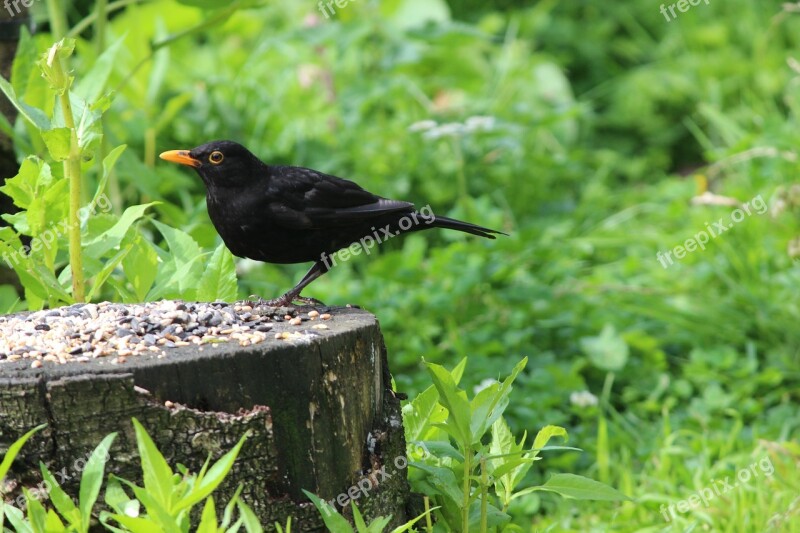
0,307,410,530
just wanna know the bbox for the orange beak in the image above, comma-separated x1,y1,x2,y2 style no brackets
159,150,201,168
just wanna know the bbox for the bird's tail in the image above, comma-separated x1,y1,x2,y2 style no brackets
431,215,507,239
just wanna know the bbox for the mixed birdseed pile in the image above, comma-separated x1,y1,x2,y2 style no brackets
0,300,333,368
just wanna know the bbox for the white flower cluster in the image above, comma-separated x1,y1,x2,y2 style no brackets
569,390,599,408
408,116,496,140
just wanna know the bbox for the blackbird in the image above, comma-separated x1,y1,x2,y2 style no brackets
160,140,505,306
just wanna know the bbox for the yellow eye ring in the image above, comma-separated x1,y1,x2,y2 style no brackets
209,151,224,165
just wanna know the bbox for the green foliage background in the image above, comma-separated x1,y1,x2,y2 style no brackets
1,0,800,530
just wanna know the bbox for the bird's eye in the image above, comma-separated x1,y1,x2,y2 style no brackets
209,151,224,165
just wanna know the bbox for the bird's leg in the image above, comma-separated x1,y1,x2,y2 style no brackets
260,261,329,308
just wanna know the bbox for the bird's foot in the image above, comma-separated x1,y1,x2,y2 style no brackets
245,293,326,309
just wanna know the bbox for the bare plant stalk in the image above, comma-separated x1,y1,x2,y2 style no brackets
59,93,85,302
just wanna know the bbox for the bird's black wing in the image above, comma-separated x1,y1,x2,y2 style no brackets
265,166,413,229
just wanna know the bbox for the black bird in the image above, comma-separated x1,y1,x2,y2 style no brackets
160,140,505,306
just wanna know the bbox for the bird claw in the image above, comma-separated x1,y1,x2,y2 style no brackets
244,293,326,309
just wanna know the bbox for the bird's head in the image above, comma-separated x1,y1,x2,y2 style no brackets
159,140,263,189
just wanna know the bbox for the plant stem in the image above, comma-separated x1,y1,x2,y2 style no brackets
462,449,471,533
68,0,151,38
45,0,68,40
59,92,85,302
424,496,432,533
480,457,488,533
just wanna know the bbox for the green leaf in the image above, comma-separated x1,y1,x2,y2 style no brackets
122,234,159,302
302,490,353,533
425,362,472,448
3,503,32,533
38,39,76,95
79,433,117,527
0,74,51,131
580,324,629,371
175,431,249,511
0,424,46,480
131,418,174,511
83,203,157,259
534,473,631,501
532,425,568,453
41,127,71,162
196,244,238,302
93,144,127,206
237,499,264,533
196,497,218,533
469,357,526,444
40,463,80,525
75,35,125,104
407,463,463,506
402,384,446,444
24,489,48,533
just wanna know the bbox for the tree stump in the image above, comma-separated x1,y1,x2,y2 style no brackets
0,306,410,530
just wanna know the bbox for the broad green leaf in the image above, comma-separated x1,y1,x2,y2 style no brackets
425,362,472,447
11,27,36,97
79,433,118,527
86,245,134,301
534,473,631,501
0,75,51,131
407,463,463,506
122,234,159,302
469,357,526,443
402,384,446,444
0,424,46,480
83,203,156,259
467,500,510,530
131,418,174,511
41,127,71,162
196,244,238,302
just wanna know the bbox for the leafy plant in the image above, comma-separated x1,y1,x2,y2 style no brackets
0,419,257,532
303,491,434,533
402,357,629,531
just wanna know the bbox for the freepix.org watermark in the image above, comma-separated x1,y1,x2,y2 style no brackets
2,193,113,268
322,442,431,514
659,0,710,22
656,194,767,269
3,0,38,17
660,455,775,522
320,205,435,269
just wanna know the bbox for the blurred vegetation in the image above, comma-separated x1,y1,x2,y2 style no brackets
1,0,800,530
